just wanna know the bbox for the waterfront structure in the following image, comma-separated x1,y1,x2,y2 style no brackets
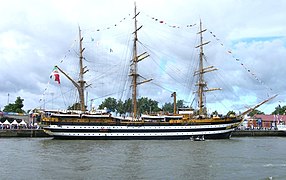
250,114,286,129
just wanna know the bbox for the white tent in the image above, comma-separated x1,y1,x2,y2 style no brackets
2,120,10,128
11,120,19,125
3,120,10,125
19,120,27,126
11,120,19,129
19,120,27,128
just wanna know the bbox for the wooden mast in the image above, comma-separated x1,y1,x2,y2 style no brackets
197,20,207,115
172,92,177,114
78,26,86,112
130,2,152,119
55,27,87,112
195,20,220,115
131,2,139,119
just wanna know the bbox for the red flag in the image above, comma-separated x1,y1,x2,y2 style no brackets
50,67,61,84
53,71,60,84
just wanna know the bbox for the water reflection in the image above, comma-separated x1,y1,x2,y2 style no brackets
1,137,286,180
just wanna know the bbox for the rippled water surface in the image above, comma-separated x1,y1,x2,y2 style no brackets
1,137,286,180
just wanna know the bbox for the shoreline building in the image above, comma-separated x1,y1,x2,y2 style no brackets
247,115,286,129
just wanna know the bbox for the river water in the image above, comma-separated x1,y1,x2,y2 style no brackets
0,137,285,180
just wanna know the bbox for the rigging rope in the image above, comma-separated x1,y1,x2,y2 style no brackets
208,30,273,96
87,14,132,32
142,12,197,29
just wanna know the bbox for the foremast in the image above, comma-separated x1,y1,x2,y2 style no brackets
55,27,87,112
195,20,221,116
130,3,152,119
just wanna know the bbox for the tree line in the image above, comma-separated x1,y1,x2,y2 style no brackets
69,97,286,116
2,96,286,116
90,97,188,115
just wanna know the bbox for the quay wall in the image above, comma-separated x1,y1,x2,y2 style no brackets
0,129,285,138
0,129,50,138
232,130,286,137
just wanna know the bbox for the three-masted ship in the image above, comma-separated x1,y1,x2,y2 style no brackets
42,4,276,140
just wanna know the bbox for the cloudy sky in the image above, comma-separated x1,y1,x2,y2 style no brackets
0,0,285,114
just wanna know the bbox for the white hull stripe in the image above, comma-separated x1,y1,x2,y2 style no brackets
45,128,235,137
47,123,238,130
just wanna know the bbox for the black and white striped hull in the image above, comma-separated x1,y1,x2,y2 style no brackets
43,122,238,140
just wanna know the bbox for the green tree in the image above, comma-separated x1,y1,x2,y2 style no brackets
137,97,161,114
116,99,125,115
272,105,286,115
162,102,173,113
98,97,189,115
67,102,81,110
3,96,25,113
177,100,188,108
123,98,132,113
99,97,117,112
161,100,188,114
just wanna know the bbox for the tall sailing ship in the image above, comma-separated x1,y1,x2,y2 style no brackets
42,4,276,140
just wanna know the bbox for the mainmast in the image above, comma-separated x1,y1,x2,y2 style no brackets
195,20,220,115
130,2,152,119
78,26,86,111
131,3,139,118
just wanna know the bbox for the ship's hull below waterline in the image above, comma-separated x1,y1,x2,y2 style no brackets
43,123,238,140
